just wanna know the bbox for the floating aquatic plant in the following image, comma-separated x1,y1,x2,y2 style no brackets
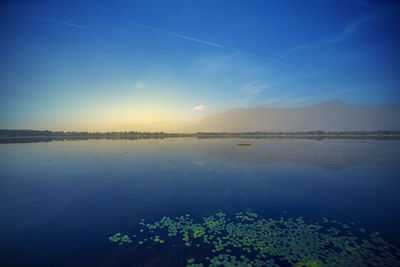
109,211,400,266
108,233,132,245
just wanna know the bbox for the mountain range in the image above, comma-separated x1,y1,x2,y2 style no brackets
194,100,400,132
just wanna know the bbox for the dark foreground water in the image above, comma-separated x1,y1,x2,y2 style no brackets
0,138,400,266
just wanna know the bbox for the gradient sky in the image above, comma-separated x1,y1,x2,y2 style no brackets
0,0,399,131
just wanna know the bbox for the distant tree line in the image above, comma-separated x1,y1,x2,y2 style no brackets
1,129,400,137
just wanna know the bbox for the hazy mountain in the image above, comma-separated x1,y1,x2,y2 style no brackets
196,100,400,132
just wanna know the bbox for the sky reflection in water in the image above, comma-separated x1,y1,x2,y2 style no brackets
0,138,399,266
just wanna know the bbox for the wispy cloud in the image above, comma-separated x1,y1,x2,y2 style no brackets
134,79,148,90
130,22,290,66
192,105,204,111
288,15,379,52
228,81,271,108
32,16,88,29
326,16,374,43
271,52,289,60
241,81,270,96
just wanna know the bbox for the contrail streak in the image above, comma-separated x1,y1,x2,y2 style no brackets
33,16,88,29
130,22,289,66
86,3,111,12
130,22,226,48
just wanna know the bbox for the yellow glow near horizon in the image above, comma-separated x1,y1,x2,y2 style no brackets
45,99,205,132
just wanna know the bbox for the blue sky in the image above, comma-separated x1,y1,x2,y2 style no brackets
0,0,399,131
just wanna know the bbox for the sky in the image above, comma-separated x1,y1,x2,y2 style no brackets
0,0,399,131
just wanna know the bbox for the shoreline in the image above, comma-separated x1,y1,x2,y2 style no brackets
1,131,400,143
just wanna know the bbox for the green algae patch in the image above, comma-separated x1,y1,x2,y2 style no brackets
108,211,400,266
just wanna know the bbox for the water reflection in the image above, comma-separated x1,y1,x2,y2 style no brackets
0,138,399,266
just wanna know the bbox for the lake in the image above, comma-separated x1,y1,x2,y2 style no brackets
1,138,400,266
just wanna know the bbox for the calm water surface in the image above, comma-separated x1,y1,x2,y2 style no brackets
0,138,400,266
